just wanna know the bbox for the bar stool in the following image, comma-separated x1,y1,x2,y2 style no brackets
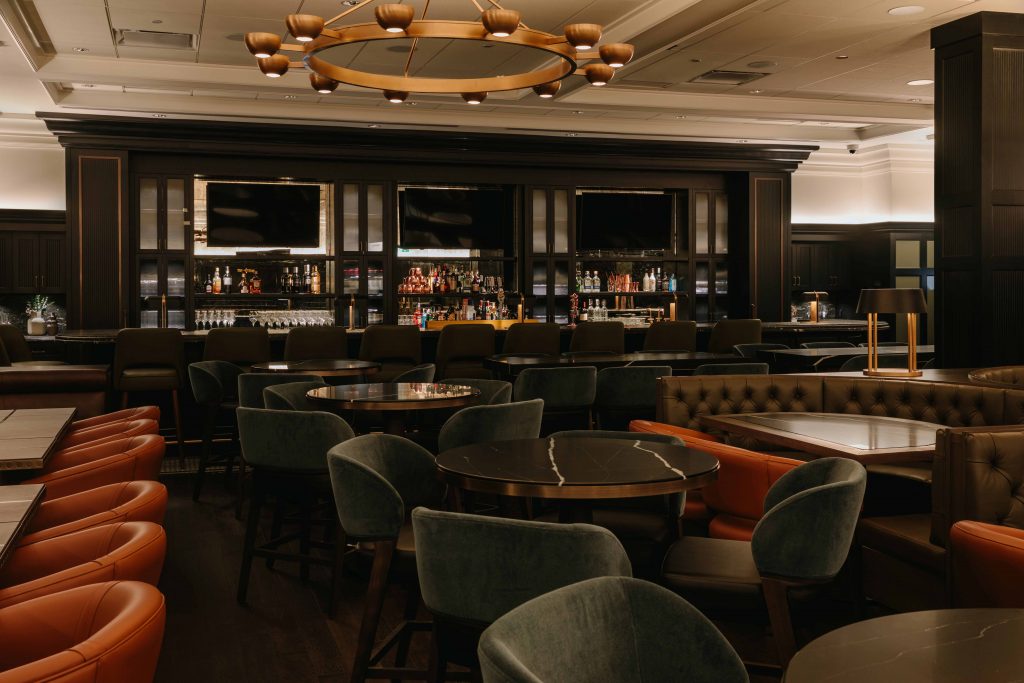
358,324,422,381
502,322,561,357
643,321,696,352
204,327,271,368
434,324,495,380
707,319,761,354
0,324,64,366
112,328,185,455
284,327,349,361
569,321,624,355
189,361,246,506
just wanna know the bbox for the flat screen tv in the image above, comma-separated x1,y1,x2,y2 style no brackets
206,183,320,248
398,187,510,250
576,193,673,250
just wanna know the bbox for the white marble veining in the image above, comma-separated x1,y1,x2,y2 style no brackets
633,440,687,478
547,438,566,486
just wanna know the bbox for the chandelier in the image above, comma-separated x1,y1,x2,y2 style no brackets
243,0,635,104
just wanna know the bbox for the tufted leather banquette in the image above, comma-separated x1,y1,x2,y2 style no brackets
968,365,1024,389
0,365,111,418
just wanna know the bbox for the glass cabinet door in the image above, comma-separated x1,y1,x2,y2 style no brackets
134,176,190,328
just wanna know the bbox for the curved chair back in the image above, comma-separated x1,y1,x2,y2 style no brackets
800,341,856,349
0,581,165,683
478,576,748,683
27,434,166,500
751,457,866,580
113,329,185,391
70,407,161,431
238,372,319,408
643,321,697,352
284,326,348,361
413,509,631,628
189,360,244,407
950,521,1024,608
733,342,789,359
392,363,436,383
56,418,158,450
358,324,422,380
513,367,596,409
23,480,168,544
838,354,908,372
327,434,446,541
569,321,625,355
693,362,768,376
237,407,353,472
707,319,761,354
438,399,544,452
435,324,496,380
203,328,271,366
502,322,561,356
262,380,328,411
0,325,33,362
595,366,671,429
442,378,512,405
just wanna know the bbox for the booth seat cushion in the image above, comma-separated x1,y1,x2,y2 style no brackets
0,365,110,418
661,536,763,611
857,514,944,573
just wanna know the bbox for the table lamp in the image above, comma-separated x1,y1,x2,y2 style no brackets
803,291,828,323
856,288,927,377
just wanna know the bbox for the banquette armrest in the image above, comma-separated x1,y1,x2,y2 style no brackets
950,521,1024,607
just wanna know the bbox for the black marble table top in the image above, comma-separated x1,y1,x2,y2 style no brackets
251,359,380,376
307,382,480,411
484,351,742,375
437,436,719,499
785,608,1024,683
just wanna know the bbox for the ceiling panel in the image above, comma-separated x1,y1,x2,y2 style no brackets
107,8,203,36
34,0,113,54
115,47,198,62
204,0,303,20
107,0,206,12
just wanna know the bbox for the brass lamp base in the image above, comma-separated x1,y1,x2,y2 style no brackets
862,369,923,378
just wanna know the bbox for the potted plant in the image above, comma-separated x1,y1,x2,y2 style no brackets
25,295,52,336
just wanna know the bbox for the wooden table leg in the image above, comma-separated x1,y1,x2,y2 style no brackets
382,412,406,436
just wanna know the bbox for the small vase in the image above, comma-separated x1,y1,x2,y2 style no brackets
26,311,46,336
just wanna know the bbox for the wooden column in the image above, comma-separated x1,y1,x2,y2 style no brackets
729,171,792,322
65,149,129,329
933,12,1024,367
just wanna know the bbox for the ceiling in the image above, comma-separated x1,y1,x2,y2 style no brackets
0,0,1019,145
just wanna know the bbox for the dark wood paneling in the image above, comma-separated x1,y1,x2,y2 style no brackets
11,234,38,292
39,234,66,292
0,234,11,291
0,209,66,232
751,174,788,321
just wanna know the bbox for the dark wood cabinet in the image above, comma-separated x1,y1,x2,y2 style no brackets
0,231,66,294
791,241,851,291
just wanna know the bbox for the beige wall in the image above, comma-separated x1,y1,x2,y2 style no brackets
0,145,66,210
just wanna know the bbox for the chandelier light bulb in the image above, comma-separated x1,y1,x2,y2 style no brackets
310,73,338,93
286,14,325,42
533,81,561,98
482,8,520,38
384,90,409,103
258,54,290,78
462,92,487,105
375,4,415,33
244,32,281,59
599,43,634,68
585,63,613,86
564,23,602,51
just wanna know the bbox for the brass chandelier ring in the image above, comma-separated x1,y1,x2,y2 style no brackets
304,21,578,94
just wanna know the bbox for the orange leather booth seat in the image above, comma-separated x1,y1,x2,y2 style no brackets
950,520,1024,608
0,365,110,418
0,581,165,683
57,418,160,450
0,522,166,609
25,435,165,501
70,406,160,431
629,419,801,540
22,481,168,545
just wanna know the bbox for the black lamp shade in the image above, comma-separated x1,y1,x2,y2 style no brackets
856,288,927,314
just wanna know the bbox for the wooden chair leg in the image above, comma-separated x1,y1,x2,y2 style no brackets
266,501,285,569
299,497,313,583
351,541,396,683
328,525,347,618
392,587,421,670
427,628,445,683
171,389,185,460
193,403,217,502
237,474,266,605
235,460,247,521
762,577,798,667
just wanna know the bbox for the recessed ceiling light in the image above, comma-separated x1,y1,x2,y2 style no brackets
152,113,167,118
738,139,749,143
572,110,585,115
748,60,777,69
675,115,686,119
367,123,381,128
284,95,296,100
566,132,578,137
81,83,95,88
152,19,163,24
750,89,762,94
907,79,934,86
73,47,90,53
836,55,849,60
343,0,361,5
888,5,925,16
910,98,921,102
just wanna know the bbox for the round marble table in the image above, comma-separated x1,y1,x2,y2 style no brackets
784,609,1024,683
251,359,381,379
437,437,719,521
307,383,480,435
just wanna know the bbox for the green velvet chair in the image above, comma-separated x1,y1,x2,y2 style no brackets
595,365,672,430
733,342,788,359
262,380,329,412
799,341,856,349
237,372,319,409
284,326,348,361
693,362,769,376
327,434,448,683
502,322,560,357
478,576,748,683
437,399,544,453
236,407,354,607
412,508,632,679
188,360,247,505
358,324,422,381
568,321,625,355
203,327,271,367
642,321,697,352
392,363,436,383
707,319,761,354
408,378,513,452
113,328,185,455
662,457,867,666
513,366,596,434
435,324,496,380
0,324,64,365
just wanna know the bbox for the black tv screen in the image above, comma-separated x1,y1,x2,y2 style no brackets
206,183,320,248
399,187,509,250
576,193,673,250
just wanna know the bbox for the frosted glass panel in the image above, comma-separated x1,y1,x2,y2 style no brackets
532,262,547,295
554,261,569,296
343,184,359,251
695,193,709,254
139,179,158,250
895,240,920,269
553,190,569,253
167,260,185,297
532,190,546,253
367,185,383,252
714,193,728,254
167,179,186,250
926,240,934,268
139,260,158,297
343,261,359,295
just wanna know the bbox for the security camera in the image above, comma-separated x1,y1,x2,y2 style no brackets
847,144,859,155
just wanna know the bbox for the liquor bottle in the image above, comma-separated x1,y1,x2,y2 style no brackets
580,300,588,322
656,267,663,292
414,303,422,328
669,272,677,292
239,272,249,294
251,271,262,294
311,265,321,295
304,264,312,293
575,264,583,293
212,267,222,294
222,266,232,294
204,272,212,294
583,271,592,292
593,272,601,292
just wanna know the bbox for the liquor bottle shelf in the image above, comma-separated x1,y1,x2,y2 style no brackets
192,254,332,262
194,293,334,299
575,291,681,297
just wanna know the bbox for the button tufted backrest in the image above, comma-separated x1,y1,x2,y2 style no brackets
932,426,1024,548
822,378,1004,427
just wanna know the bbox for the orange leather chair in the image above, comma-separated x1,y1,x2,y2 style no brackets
69,406,161,431
0,581,165,683
0,522,166,609
21,481,167,544
630,419,801,540
25,435,165,500
57,418,160,450
950,521,1024,608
